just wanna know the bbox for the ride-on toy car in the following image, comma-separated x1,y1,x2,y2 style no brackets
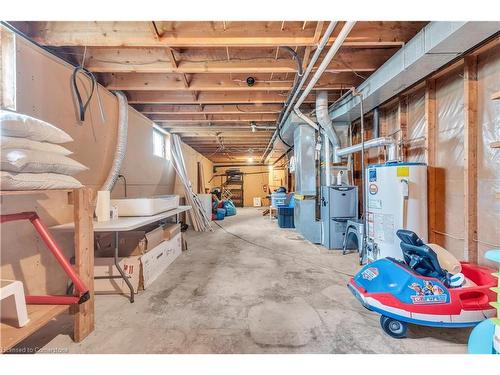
348,230,497,338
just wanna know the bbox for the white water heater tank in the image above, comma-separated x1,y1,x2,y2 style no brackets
365,162,428,260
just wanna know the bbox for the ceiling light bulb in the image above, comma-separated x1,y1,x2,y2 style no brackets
247,157,254,163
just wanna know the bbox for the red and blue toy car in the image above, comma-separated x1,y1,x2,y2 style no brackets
348,230,497,338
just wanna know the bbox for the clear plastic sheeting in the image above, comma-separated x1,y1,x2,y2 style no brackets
435,68,465,258
384,105,399,136
477,46,500,266
406,88,426,163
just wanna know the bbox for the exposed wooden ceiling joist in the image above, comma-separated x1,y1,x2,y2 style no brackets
177,135,273,139
102,72,361,91
147,113,278,122
19,21,425,48
126,91,330,104
75,47,394,74
132,104,285,115
166,127,275,133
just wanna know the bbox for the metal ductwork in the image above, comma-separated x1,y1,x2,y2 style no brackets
316,91,341,166
329,21,500,122
336,136,398,162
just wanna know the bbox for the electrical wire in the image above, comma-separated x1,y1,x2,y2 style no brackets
212,220,355,278
71,66,106,124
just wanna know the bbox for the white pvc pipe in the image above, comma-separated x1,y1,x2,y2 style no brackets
261,21,338,162
293,21,357,123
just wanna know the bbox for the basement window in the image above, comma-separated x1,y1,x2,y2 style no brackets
0,26,17,111
153,128,166,158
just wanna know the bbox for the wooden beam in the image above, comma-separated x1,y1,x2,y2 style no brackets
169,129,274,134
425,79,437,244
83,47,390,74
172,135,273,139
180,137,271,144
184,135,271,140
103,72,360,91
133,104,284,115
463,55,478,263
23,21,424,47
127,91,323,104
148,113,278,122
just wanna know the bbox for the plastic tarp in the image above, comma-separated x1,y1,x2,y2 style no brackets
435,68,465,259
384,105,400,137
477,47,500,266
406,88,426,163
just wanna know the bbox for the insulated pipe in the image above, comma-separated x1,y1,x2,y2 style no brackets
101,91,129,191
293,22,357,131
260,21,338,162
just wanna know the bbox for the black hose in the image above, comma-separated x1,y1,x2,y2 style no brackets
71,66,98,122
273,47,304,150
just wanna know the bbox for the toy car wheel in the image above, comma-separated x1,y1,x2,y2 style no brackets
380,316,407,339
380,315,390,327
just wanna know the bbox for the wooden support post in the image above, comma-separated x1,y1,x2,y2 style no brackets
464,55,478,263
398,97,408,161
72,187,94,342
425,79,437,243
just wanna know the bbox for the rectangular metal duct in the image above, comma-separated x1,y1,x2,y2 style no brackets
329,21,500,122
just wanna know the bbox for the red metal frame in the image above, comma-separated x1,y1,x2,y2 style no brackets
1,211,90,305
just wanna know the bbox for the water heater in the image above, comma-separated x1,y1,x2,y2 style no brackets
365,162,428,261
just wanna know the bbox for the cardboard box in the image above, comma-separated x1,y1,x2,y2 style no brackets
163,223,181,241
95,225,167,257
94,232,182,294
141,233,182,289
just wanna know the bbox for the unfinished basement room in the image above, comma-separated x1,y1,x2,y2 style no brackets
1,1,500,371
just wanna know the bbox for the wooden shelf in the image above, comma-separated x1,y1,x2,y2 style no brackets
1,304,69,352
490,141,500,149
0,189,73,196
492,91,500,101
1,188,94,348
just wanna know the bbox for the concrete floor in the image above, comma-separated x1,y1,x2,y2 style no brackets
16,208,470,353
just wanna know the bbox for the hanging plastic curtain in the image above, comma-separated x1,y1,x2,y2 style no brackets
170,134,212,232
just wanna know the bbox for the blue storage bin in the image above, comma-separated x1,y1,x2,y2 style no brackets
277,206,295,228
271,192,287,208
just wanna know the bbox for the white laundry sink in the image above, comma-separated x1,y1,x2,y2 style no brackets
111,195,179,217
